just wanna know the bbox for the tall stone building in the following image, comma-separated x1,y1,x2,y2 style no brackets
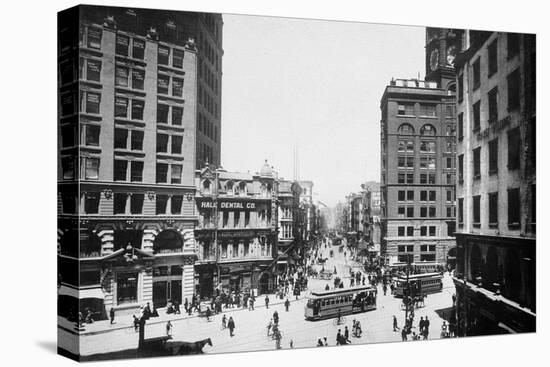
453,30,536,335
57,6,222,323
379,28,461,269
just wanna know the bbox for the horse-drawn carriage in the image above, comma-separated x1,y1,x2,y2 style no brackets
318,271,333,280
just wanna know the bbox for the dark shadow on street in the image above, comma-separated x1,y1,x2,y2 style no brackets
434,306,454,322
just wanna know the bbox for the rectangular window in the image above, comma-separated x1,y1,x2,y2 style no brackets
429,226,436,236
113,193,127,214
420,254,436,262
507,127,520,170
116,34,129,56
398,206,405,216
130,130,143,151
130,161,143,182
82,157,99,180
406,227,414,236
156,163,168,183
488,87,498,123
507,69,521,111
156,195,168,215
447,207,452,217
458,198,464,223
397,103,414,116
114,160,128,181
172,106,183,126
398,173,405,184
86,59,101,82
157,133,169,153
82,124,100,146
473,195,481,225
458,154,464,182
508,188,520,225
87,27,102,49
446,190,452,202
419,104,437,117
132,39,145,59
171,135,183,155
171,164,182,184
420,226,427,236
171,195,183,215
130,194,144,214
131,69,145,90
429,191,436,202
420,207,427,217
489,138,498,174
429,207,436,218
507,33,520,59
115,97,128,118
398,190,405,202
473,147,481,179
83,91,100,114
158,46,170,65
488,192,498,226
158,74,170,94
446,105,454,118
407,190,414,201
131,100,144,120
488,39,498,77
420,191,427,202
84,192,100,214
458,113,464,140
472,58,480,90
172,78,183,97
447,157,452,169
114,128,128,149
458,74,464,102
406,207,414,218
115,66,129,87
473,101,481,131
62,157,75,180
428,174,435,184
398,227,405,237
157,104,169,123
407,174,414,184
173,49,184,68
420,174,427,184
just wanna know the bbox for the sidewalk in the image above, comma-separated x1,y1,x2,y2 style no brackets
59,292,305,336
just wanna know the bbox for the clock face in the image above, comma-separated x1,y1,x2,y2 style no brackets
429,49,439,71
446,45,457,67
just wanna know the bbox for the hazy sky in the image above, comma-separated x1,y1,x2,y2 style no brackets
220,14,425,207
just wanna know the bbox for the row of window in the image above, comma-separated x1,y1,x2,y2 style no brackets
71,191,187,215
397,156,437,170
199,60,220,96
457,127,521,182
199,85,219,119
397,103,437,117
397,172,439,184
397,244,437,252
398,190,448,202
397,226,437,237
199,113,218,142
397,123,437,136
397,139,455,155
457,185,535,227
397,206,437,218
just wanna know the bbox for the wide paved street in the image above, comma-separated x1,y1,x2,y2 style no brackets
59,242,456,357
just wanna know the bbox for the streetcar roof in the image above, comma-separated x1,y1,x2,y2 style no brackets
395,272,442,280
309,285,377,298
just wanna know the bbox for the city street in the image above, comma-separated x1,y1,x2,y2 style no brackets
59,241,456,358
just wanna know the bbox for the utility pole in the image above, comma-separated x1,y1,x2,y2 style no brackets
214,168,220,293
404,253,413,326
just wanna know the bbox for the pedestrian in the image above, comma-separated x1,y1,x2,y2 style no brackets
133,315,139,332
452,293,457,305
419,317,425,336
166,320,172,336
401,327,408,341
267,318,273,336
174,301,181,314
284,298,290,312
250,296,255,310
393,315,399,331
274,329,282,349
273,310,279,325
383,284,387,296
317,338,324,347
228,316,235,337
390,283,395,295
109,307,115,324
206,306,212,322
323,337,328,346
289,339,294,349
344,326,350,343
424,316,430,340
336,329,342,345
265,295,270,309
325,284,330,291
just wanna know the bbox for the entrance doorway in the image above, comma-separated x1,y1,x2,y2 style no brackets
152,265,183,308
259,272,269,294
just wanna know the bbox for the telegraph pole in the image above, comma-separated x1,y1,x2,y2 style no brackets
214,167,220,291
404,253,413,327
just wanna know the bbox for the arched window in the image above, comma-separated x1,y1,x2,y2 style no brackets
398,123,415,135
226,180,234,193
420,124,436,136
238,182,247,195
154,230,182,254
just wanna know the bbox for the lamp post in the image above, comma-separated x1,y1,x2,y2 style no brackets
404,253,413,326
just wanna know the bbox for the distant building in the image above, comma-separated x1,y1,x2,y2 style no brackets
453,30,536,335
380,28,460,268
363,181,381,216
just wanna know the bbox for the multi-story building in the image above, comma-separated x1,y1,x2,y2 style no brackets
453,30,536,335
57,6,209,321
298,180,315,241
193,161,278,298
379,28,461,268
276,179,302,252
363,181,381,216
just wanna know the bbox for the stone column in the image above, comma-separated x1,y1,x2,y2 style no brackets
182,261,195,302
141,267,153,305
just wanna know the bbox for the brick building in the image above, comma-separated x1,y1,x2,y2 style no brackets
453,30,536,335
379,28,461,268
57,6,222,322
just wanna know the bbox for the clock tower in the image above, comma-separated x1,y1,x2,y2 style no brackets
425,28,463,91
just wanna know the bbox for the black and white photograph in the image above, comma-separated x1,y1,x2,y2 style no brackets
53,3,539,362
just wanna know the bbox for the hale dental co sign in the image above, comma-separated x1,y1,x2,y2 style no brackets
199,200,258,209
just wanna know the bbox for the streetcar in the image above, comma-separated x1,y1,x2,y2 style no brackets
304,285,377,320
393,272,443,297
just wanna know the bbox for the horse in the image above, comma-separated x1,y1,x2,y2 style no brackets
169,338,213,355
